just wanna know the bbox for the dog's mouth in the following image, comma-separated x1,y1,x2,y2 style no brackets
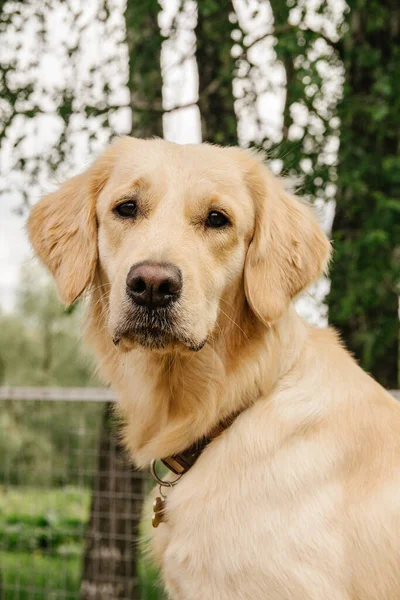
112,306,206,353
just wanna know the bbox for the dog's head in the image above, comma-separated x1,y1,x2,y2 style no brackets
28,137,330,353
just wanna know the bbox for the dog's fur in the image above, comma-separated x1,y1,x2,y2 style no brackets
29,137,400,600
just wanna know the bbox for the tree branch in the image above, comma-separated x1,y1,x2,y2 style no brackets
241,23,336,55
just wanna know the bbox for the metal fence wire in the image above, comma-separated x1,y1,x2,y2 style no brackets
1,387,399,600
0,388,165,600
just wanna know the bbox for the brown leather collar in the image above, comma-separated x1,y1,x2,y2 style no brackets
160,411,241,476
150,411,243,527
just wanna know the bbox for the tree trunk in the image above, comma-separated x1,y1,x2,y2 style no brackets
195,1,237,145
81,404,144,599
81,2,164,597
125,0,164,138
268,0,293,139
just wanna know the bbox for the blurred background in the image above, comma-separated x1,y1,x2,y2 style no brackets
0,0,399,598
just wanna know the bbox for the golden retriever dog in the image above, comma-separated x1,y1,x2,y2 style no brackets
28,137,400,600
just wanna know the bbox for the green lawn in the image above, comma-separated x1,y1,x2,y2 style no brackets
0,551,162,600
0,486,164,599
0,486,90,523
0,551,80,599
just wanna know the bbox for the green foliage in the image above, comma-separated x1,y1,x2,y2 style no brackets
234,0,398,385
264,1,344,203
0,487,88,598
0,265,104,487
0,399,103,486
0,265,96,386
0,487,89,553
0,486,163,599
0,551,80,599
328,0,400,387
0,550,162,600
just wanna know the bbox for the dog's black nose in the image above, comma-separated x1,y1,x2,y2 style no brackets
126,262,182,309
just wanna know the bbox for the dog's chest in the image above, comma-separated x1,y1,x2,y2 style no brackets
150,422,347,600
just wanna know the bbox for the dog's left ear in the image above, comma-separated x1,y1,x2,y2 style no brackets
28,154,112,305
239,150,331,325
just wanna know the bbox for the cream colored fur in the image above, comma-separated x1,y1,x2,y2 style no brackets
28,137,400,600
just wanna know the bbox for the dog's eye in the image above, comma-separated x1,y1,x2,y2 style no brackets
206,210,229,229
114,201,137,219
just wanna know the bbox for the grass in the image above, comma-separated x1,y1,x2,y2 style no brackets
0,486,165,599
0,551,163,600
0,487,90,554
0,551,80,599
0,486,91,523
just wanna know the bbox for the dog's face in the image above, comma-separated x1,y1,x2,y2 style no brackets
95,141,256,351
28,137,330,353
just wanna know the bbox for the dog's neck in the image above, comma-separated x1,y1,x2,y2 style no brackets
86,282,308,468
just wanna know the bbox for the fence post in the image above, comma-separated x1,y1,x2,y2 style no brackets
80,402,143,599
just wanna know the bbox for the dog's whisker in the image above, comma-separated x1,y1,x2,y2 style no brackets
91,290,111,310
218,296,236,311
91,282,112,293
205,298,248,341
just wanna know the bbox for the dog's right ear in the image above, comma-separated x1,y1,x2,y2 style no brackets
231,148,331,325
28,149,114,305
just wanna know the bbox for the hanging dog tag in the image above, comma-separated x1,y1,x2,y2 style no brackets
150,460,182,528
152,496,165,528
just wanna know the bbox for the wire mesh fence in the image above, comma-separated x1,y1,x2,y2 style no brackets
2,386,399,600
0,388,164,600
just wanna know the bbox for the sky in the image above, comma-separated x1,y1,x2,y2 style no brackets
0,0,343,324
